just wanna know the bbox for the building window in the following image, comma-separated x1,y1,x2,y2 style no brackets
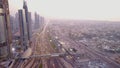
0,46,8,57
0,0,2,2
0,4,3,8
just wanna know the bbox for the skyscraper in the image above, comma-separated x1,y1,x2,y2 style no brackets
34,12,44,30
10,15,14,33
34,12,40,29
18,1,32,51
28,12,32,40
14,13,19,33
18,9,28,51
23,1,31,41
0,0,12,60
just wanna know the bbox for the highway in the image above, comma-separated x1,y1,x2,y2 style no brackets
11,22,71,68
11,22,120,68
48,24,120,68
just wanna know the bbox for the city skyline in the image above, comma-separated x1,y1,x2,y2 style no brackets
1,0,120,67
9,0,120,21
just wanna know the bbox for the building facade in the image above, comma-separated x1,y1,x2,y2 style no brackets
23,1,31,41
28,12,32,40
18,1,32,51
34,12,45,30
18,9,28,51
34,12,40,29
0,0,12,60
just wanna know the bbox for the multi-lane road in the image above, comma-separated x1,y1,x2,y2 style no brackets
48,24,120,68
11,23,72,68
11,22,120,68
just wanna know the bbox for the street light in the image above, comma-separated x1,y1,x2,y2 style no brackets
50,40,52,42
12,47,15,52
55,36,58,39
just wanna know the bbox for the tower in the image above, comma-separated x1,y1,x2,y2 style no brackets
23,0,31,41
18,9,28,51
18,0,32,51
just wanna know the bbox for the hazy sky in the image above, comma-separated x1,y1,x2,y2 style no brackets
9,0,120,21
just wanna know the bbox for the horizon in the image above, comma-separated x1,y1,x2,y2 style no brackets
9,0,120,21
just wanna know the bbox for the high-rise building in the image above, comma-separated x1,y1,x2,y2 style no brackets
23,1,31,41
39,16,44,28
28,12,32,40
10,15,14,33
18,1,32,51
0,0,12,60
18,9,28,51
34,12,40,29
14,13,19,33
34,12,44,30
